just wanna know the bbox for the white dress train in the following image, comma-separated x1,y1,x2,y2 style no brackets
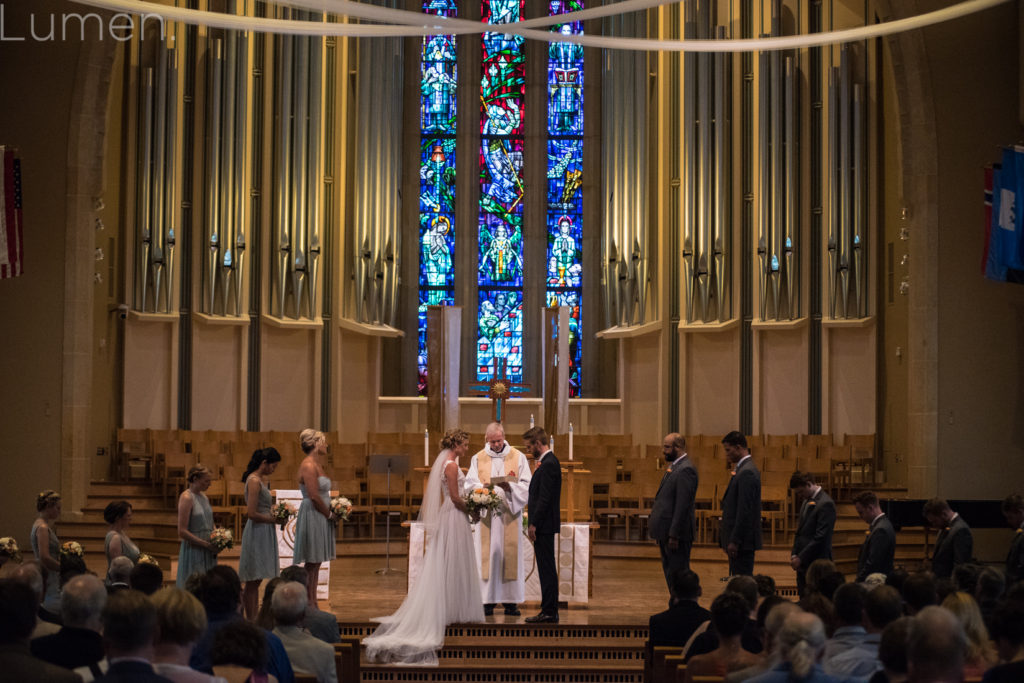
363,455,484,665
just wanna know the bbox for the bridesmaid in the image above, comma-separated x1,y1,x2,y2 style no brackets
31,489,62,616
176,465,217,587
104,500,140,569
293,428,334,608
237,447,282,620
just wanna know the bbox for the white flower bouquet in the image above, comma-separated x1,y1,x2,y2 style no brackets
0,536,21,562
464,486,502,518
209,527,234,553
330,496,352,523
59,541,84,559
271,501,296,527
137,553,159,567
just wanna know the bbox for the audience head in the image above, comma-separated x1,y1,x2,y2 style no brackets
59,553,88,588
242,447,282,482
755,574,777,599
130,561,165,595
907,605,966,682
817,571,846,601
61,573,107,629
270,581,307,627
988,600,1024,662
36,489,61,513
151,587,207,647
805,558,838,595
953,562,983,595
0,580,38,643
877,616,913,679
886,567,910,593
725,574,759,613
762,600,801,654
193,565,242,616
832,582,867,628
800,592,836,638
853,491,882,523
299,429,327,455
103,500,132,525
211,619,268,671
863,572,887,590
902,571,939,615
108,556,134,585
709,592,750,639
669,568,701,602
279,565,309,587
256,577,284,630
1001,494,1024,528
777,611,827,679
864,585,904,632
9,561,44,604
440,429,470,452
102,589,159,658
974,566,1005,604
941,591,994,666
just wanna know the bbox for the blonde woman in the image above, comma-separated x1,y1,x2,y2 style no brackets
31,489,62,615
293,429,334,608
176,465,217,588
151,587,229,683
941,591,997,678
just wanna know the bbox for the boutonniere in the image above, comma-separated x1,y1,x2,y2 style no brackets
1017,528,1023,535
730,470,736,476
865,530,871,536
944,526,951,531
808,501,817,507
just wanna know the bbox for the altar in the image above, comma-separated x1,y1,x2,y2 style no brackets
405,521,595,603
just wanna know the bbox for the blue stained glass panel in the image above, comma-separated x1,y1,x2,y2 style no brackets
477,289,523,379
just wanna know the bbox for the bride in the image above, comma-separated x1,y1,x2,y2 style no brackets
363,429,485,665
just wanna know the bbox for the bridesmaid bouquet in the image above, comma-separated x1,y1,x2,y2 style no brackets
59,541,84,558
0,537,21,562
330,496,353,523
137,553,160,567
209,527,234,553
464,486,502,518
271,501,296,528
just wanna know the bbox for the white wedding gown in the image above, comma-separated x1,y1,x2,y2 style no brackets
363,456,484,665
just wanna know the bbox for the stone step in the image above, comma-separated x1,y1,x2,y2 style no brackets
358,662,642,682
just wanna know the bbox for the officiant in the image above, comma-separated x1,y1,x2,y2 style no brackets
465,421,532,616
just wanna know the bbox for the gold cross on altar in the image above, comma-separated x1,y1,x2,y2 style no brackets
469,358,531,423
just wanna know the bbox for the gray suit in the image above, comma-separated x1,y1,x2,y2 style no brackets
930,514,972,579
720,455,762,575
649,455,698,592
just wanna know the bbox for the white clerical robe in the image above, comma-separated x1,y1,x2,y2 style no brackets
465,443,532,604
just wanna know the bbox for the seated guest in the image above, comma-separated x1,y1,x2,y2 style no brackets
906,606,966,683
0,579,82,683
279,566,339,644
107,556,133,593
271,582,336,683
684,592,762,682
725,600,800,683
130,561,166,596
746,611,839,683
188,566,294,683
802,559,839,600
952,562,983,595
822,582,877,678
901,571,938,615
94,589,172,682
256,578,284,631
755,574,777,601
799,592,836,638
941,592,996,678
31,574,107,675
974,567,1005,632
863,585,904,641
211,620,278,683
648,569,710,648
867,616,912,683
685,575,763,659
8,561,60,638
151,587,228,683
981,601,1024,682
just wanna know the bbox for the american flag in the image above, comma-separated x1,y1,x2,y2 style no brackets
0,146,24,279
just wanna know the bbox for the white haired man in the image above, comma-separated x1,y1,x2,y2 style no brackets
271,581,337,683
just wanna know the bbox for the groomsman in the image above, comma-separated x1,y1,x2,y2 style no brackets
853,491,896,582
719,431,762,576
1002,494,1024,585
524,427,561,624
789,471,836,596
922,498,973,579
649,433,698,597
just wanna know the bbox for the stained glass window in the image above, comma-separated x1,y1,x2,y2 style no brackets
417,0,458,395
477,0,526,384
546,0,584,396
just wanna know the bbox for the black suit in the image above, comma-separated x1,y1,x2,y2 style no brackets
1006,525,1024,585
0,642,83,683
31,626,105,671
982,659,1024,683
720,455,762,575
649,455,698,593
528,450,562,616
791,488,836,595
857,513,896,581
94,659,173,683
647,600,710,648
930,514,972,579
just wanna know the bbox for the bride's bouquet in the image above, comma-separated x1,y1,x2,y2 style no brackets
271,501,296,528
209,527,234,553
464,486,502,519
330,496,353,524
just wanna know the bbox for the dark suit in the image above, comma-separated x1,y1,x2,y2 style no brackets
930,514,972,579
647,600,710,648
94,659,173,683
1006,525,1024,585
857,514,896,581
720,455,762,575
982,659,1024,683
31,626,105,671
0,642,83,683
649,454,698,592
791,488,837,595
528,450,562,616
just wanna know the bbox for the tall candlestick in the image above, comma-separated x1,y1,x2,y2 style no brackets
551,435,555,456
424,429,429,467
569,422,574,461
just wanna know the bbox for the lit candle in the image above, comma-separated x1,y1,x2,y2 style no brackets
551,435,555,456
424,429,430,467
530,413,535,429
569,422,574,461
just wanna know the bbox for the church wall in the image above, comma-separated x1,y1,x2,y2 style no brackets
260,325,321,430
752,325,809,436
123,320,178,428
680,329,741,436
190,321,247,430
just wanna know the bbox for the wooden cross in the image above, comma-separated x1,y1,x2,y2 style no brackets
469,358,531,423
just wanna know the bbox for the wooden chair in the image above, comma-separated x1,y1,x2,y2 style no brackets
765,433,798,448
844,433,877,486
368,471,409,538
751,445,787,473
334,637,361,683
820,445,853,501
116,428,151,481
631,467,663,541
800,433,834,448
785,444,819,472
207,479,241,538
762,484,790,543
157,450,196,504
745,434,766,447
695,483,721,545
648,645,685,683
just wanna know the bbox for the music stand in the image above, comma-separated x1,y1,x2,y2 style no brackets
369,453,410,575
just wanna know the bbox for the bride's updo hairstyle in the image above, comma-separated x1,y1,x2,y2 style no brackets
439,429,470,451
299,429,326,455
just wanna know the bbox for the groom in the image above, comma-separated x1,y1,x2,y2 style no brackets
465,422,532,616
524,426,561,624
